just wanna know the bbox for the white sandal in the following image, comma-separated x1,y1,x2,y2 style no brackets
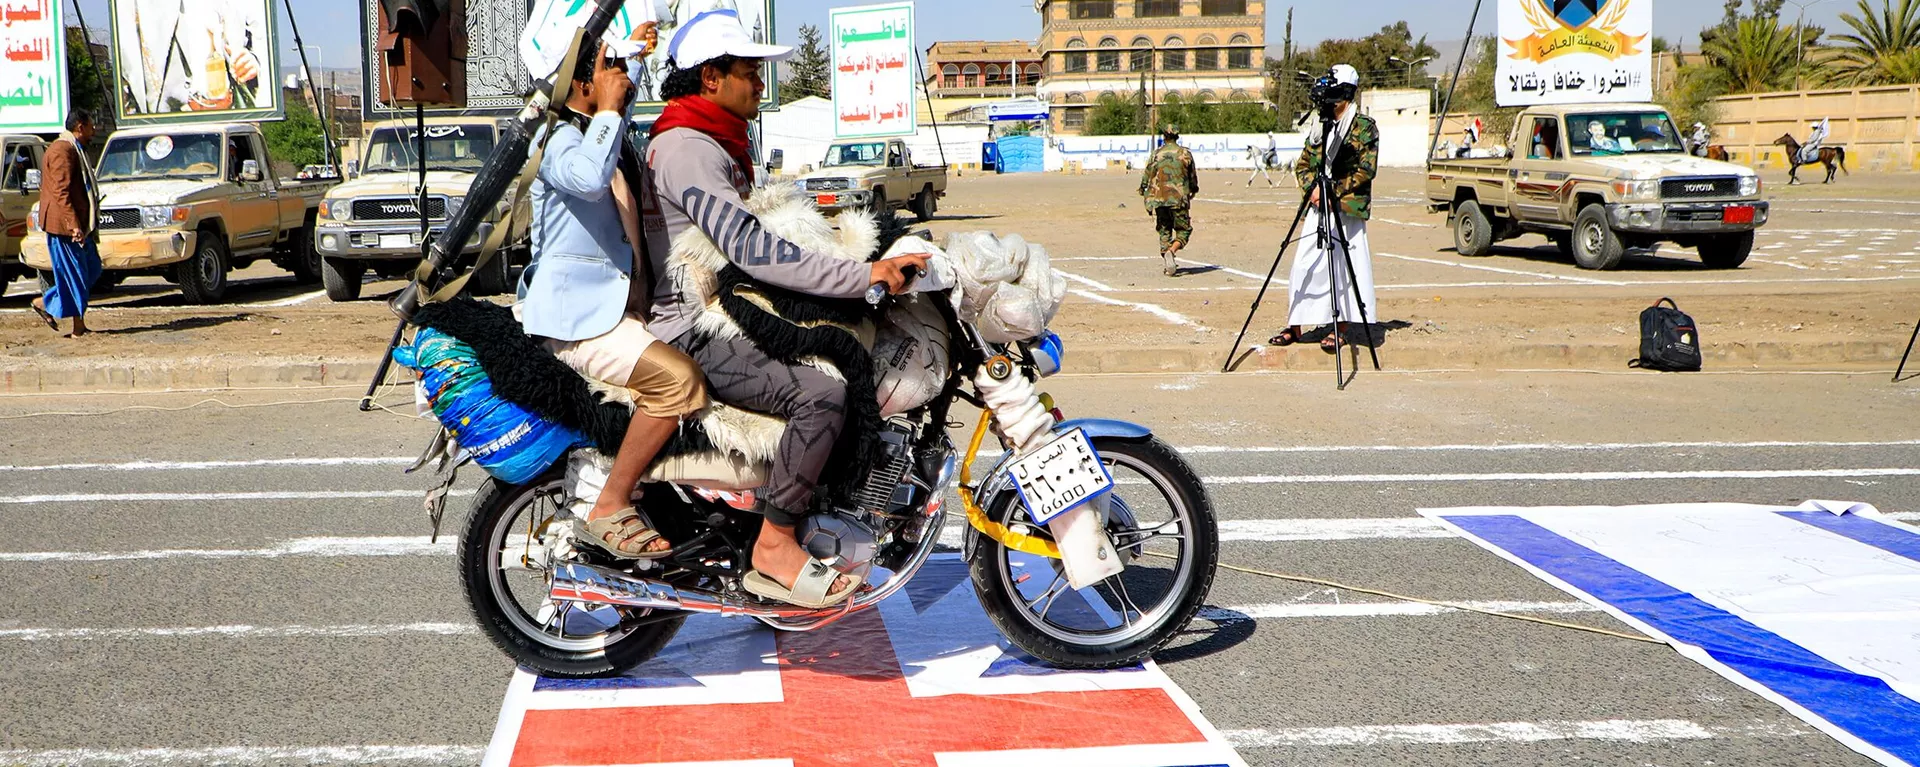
743,558,860,608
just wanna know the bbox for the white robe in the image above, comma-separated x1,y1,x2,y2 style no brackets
1287,209,1376,327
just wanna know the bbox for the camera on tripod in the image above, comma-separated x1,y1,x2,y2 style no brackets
1308,68,1357,121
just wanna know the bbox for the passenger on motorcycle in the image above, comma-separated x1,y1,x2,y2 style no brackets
639,10,928,608
518,27,707,561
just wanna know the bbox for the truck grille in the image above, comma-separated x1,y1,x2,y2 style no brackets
98,208,142,230
804,178,852,191
1661,177,1738,200
352,196,448,221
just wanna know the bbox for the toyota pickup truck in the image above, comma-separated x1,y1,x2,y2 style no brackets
22,123,339,303
1426,103,1767,270
313,117,528,301
794,138,948,221
0,134,47,290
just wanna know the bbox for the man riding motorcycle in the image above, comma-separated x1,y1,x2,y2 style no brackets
637,10,928,608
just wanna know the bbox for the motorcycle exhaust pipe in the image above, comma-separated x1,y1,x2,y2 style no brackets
549,562,822,619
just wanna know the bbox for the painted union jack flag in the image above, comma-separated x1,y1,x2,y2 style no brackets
484,556,1245,767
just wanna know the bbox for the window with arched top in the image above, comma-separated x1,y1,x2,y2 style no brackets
1024,63,1042,85
1131,35,1152,48
1229,33,1253,44
1229,89,1252,101
1161,37,1186,71
1197,34,1218,45
962,63,981,88
1066,92,1086,104
942,63,960,89
1097,38,1120,72
1196,89,1217,102
1195,48,1219,70
1098,37,1119,48
1066,38,1088,48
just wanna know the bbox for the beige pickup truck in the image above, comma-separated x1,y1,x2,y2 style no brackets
1427,103,1768,270
22,123,338,303
793,138,949,221
314,117,527,301
0,134,47,290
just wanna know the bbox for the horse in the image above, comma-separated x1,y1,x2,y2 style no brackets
1244,145,1281,187
1772,133,1849,185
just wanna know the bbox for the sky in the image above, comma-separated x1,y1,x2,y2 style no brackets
69,0,1866,80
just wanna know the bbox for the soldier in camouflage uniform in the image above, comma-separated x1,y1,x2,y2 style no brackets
1269,65,1380,353
1139,125,1198,276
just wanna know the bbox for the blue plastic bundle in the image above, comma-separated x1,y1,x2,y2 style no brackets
394,328,587,484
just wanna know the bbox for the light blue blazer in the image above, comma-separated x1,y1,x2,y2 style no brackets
518,110,634,342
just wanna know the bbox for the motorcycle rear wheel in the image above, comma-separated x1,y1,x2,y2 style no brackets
460,470,685,678
969,435,1218,669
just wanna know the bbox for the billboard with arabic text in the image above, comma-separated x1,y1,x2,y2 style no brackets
110,0,282,125
1496,0,1651,106
830,1,914,139
0,0,68,133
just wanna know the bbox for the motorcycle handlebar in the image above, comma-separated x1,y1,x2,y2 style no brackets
865,264,921,306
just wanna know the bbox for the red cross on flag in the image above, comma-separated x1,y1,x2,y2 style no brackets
484,557,1244,766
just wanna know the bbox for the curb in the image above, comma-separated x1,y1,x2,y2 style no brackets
0,339,1902,394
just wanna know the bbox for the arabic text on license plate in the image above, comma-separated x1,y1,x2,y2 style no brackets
1722,205,1755,224
379,233,414,250
816,193,838,206
1006,429,1114,526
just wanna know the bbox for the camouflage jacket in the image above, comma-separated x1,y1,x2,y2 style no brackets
1294,113,1379,220
1139,142,1198,210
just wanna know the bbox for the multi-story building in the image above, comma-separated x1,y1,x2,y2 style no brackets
922,41,1044,124
1036,0,1268,134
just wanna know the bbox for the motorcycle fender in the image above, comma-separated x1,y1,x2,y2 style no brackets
961,419,1155,563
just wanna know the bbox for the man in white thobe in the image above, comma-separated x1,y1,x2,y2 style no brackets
1269,65,1378,354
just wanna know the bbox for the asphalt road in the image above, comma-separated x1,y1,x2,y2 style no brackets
0,370,1915,765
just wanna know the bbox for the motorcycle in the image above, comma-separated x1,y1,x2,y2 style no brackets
434,285,1220,678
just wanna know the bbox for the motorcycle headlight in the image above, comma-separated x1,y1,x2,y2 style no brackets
1738,174,1760,197
140,205,187,228
1611,179,1659,202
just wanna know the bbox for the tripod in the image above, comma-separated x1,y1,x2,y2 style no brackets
1223,112,1381,389
1896,313,1920,382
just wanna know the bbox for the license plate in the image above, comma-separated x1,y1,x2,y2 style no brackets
1006,429,1114,525
815,193,838,206
1722,205,1755,224
379,233,415,249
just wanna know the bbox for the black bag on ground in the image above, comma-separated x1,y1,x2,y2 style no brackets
1630,297,1702,371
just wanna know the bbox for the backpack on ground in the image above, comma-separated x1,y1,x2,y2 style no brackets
1630,297,1702,372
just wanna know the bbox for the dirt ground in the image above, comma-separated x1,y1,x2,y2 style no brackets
4,166,1918,371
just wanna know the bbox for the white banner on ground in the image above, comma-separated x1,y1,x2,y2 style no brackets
1496,0,1652,106
1425,501,1920,766
829,1,915,139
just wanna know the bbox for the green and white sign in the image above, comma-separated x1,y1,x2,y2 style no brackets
829,1,915,139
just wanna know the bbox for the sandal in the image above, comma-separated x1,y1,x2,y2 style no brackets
743,558,860,609
30,302,57,331
579,506,673,560
1268,328,1302,346
1320,334,1341,353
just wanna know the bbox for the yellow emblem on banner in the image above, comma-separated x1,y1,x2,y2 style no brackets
1504,0,1646,64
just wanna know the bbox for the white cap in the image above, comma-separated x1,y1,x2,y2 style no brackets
668,9,792,69
1330,64,1360,87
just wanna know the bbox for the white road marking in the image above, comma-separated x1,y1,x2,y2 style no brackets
1201,600,1599,621
1053,268,1116,292
1220,518,1450,541
1375,252,1623,285
0,623,476,641
1174,257,1269,281
1750,258,1812,270
0,456,414,472
1195,467,1920,485
1067,287,1209,330
243,290,326,308
0,489,470,505
1224,718,1807,748
1052,256,1149,262
0,536,447,562
1373,217,1439,228
0,745,485,766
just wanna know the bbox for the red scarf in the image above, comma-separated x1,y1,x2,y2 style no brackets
652,96,754,184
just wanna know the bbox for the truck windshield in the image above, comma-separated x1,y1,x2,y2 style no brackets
824,142,887,167
97,134,224,180
1568,112,1683,156
362,124,497,173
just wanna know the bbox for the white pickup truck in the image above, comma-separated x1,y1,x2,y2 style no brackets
793,138,948,221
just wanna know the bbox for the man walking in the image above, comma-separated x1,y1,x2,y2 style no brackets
31,109,100,338
1139,125,1197,277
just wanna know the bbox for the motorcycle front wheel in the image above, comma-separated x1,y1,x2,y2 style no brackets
460,469,685,678
969,435,1218,669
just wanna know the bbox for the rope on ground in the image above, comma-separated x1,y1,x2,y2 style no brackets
1146,551,1661,644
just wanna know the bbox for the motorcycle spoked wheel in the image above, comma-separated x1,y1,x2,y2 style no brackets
460,470,685,678
969,435,1218,669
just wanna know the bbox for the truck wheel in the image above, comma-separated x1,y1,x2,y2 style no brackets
1698,231,1754,269
1453,200,1494,257
174,234,231,304
286,223,321,284
1571,205,1625,270
867,187,887,217
322,257,366,302
468,248,516,297
911,187,936,222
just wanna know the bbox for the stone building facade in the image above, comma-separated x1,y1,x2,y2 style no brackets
1036,0,1268,134
926,41,1044,100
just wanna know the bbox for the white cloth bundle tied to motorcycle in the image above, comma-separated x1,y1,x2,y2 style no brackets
941,231,1068,344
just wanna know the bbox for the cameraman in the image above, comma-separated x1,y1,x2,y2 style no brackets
1268,65,1378,354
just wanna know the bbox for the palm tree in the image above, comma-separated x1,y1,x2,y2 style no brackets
1830,0,1920,84
1701,17,1810,93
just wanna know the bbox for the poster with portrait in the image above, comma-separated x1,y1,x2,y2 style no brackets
109,0,281,125
1497,0,1652,106
361,0,534,118
829,1,915,139
630,0,776,112
0,0,69,133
